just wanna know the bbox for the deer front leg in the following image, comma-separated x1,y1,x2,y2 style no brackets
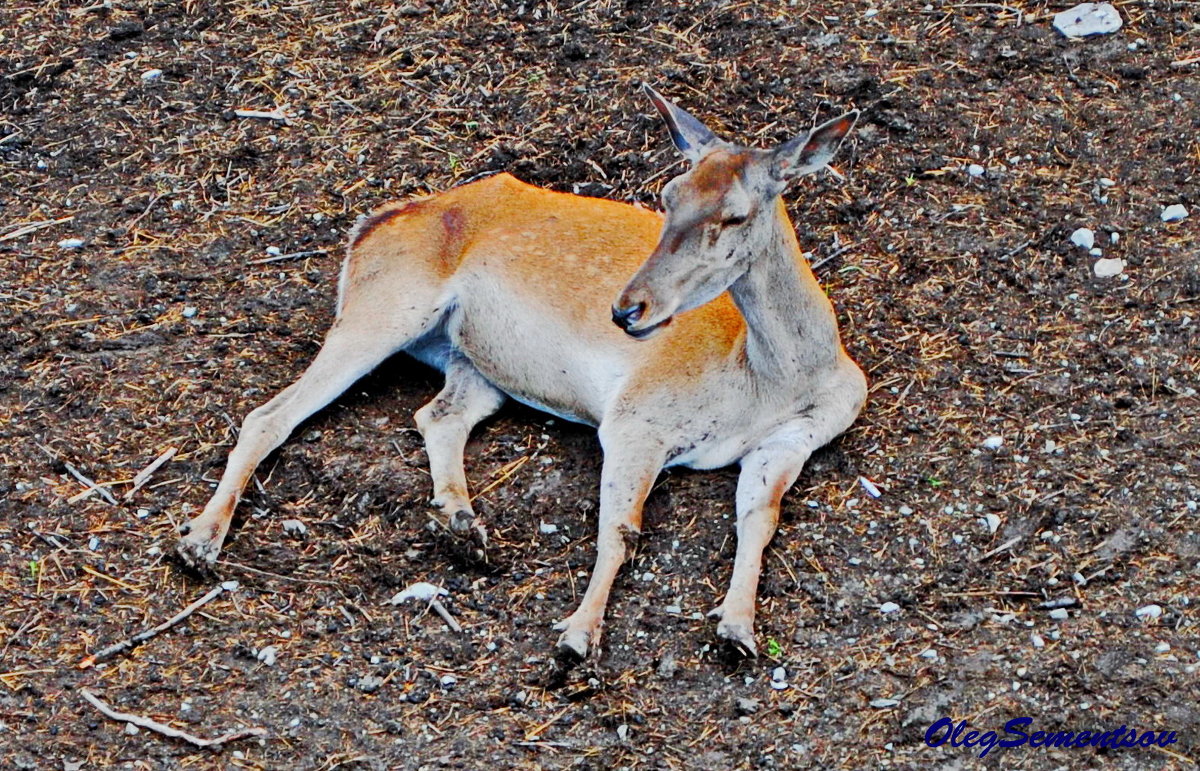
553,427,666,663
709,437,812,658
414,355,505,553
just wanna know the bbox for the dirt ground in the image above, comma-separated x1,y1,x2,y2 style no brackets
2,1,1199,769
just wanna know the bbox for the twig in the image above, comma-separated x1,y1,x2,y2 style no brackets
77,582,232,668
233,108,290,124
248,249,328,265
123,446,177,500
0,215,74,242
810,243,855,272
1170,56,1200,68
80,688,267,748
64,462,118,505
977,535,1021,562
429,599,462,633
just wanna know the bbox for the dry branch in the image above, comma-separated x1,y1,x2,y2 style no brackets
80,689,267,748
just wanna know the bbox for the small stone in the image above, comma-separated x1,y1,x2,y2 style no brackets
616,724,629,741
1088,247,1103,257
181,306,198,318
1135,604,1163,620
898,505,913,516
1093,257,1125,278
1110,231,1120,244
57,238,85,249
440,674,457,688
1069,228,1095,249
265,246,282,256
256,646,278,666
657,651,678,679
141,68,163,81
664,604,682,615
1049,608,1070,620
982,513,1001,534
1098,177,1116,188
918,648,938,661
848,557,863,565
858,476,882,498
282,519,308,537
356,674,384,693
772,666,787,682
967,163,985,177
1161,204,1189,222
640,571,655,582
880,602,901,614
734,698,760,716
982,435,1004,450
1053,3,1122,37
1031,632,1046,648
88,536,100,551
538,521,558,534
1154,642,1170,654
124,723,140,736
870,697,901,709
136,508,150,519
220,580,240,592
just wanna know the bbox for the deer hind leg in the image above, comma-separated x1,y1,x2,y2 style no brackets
707,440,808,658
178,300,447,569
413,354,505,554
553,423,666,663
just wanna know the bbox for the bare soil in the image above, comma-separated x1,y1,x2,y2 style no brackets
2,1,1198,769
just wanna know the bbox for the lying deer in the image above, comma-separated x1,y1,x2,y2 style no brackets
179,86,866,661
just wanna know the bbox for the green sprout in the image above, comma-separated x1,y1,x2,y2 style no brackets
927,476,946,488
766,638,783,658
29,559,39,580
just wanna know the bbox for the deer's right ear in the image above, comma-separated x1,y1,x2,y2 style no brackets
643,84,722,164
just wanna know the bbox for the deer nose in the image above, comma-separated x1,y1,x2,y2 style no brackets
611,301,646,330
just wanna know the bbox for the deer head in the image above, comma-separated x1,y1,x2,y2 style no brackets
612,85,858,338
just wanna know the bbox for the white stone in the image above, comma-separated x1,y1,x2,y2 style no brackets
1093,257,1125,278
982,513,1002,534
1053,3,1122,37
1088,247,1103,257
1031,632,1046,648
880,601,901,614
918,649,938,661
1069,228,1095,249
57,238,85,249
387,582,447,605
256,645,278,666
1049,608,1070,620
967,163,985,177
870,697,900,708
772,666,787,681
982,435,1004,450
1154,642,1171,653
1135,604,1162,620
141,68,163,81
898,505,913,516
1161,204,1189,222
282,519,308,536
538,521,559,534
440,674,457,688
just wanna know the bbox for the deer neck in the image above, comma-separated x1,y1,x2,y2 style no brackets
728,198,839,381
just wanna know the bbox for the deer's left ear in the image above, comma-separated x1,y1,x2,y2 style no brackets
771,110,859,181
643,84,723,164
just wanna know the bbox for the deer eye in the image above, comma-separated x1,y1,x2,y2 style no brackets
721,215,748,228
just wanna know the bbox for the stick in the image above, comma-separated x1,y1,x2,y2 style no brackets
977,535,1021,562
233,108,289,123
429,599,462,633
64,462,118,505
123,446,177,501
77,583,231,669
0,215,74,242
248,249,328,265
80,689,266,748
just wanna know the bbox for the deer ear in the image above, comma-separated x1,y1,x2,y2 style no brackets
643,84,722,164
771,110,859,180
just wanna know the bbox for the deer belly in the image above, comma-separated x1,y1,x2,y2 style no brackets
445,302,619,428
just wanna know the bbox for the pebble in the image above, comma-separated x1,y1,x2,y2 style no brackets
1053,3,1122,37
967,163,985,177
124,723,140,736
880,601,901,614
440,674,457,688
182,306,198,318
918,648,939,661
616,724,629,741
57,238,85,249
356,674,384,693
1093,257,1125,278
1098,177,1116,188
982,513,1001,534
1154,642,1171,654
735,697,760,715
1031,632,1046,648
141,68,163,81
1161,204,1189,222
870,697,901,709
982,435,1004,450
282,519,308,537
221,580,240,591
1069,228,1095,249
1135,604,1163,620
772,666,787,682
657,651,678,679
256,646,278,666
538,521,558,534
1088,247,1103,257
858,476,882,498
1049,608,1070,620
88,536,100,551
265,246,282,256
1110,231,1120,245
898,505,913,515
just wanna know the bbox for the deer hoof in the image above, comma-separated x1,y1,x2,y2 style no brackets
176,523,222,570
553,626,591,666
715,619,758,659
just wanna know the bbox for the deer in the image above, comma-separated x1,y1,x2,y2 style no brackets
177,85,866,663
